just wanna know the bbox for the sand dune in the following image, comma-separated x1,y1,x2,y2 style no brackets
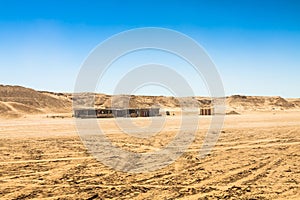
0,85,71,118
225,95,300,112
0,85,299,118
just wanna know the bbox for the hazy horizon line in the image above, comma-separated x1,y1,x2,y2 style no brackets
1,83,299,99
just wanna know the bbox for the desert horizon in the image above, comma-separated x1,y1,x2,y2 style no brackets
1,84,300,119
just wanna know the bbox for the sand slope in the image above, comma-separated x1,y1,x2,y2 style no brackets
0,85,71,118
225,95,300,113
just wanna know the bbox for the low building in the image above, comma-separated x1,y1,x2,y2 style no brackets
74,108,97,118
74,107,160,118
200,107,214,115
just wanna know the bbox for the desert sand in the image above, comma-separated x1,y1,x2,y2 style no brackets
0,85,299,199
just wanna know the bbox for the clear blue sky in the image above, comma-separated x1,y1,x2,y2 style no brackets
0,0,299,97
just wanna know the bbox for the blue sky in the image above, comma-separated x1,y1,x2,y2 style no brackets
0,0,299,97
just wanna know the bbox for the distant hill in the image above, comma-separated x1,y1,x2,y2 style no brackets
0,85,299,118
225,95,300,112
75,94,300,112
0,85,71,118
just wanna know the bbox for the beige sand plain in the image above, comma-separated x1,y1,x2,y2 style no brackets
0,111,299,199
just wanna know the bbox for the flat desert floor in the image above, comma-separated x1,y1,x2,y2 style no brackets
0,112,299,199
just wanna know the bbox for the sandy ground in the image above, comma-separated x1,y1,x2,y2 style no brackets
0,112,299,199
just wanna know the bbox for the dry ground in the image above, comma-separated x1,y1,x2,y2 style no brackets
0,112,299,199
